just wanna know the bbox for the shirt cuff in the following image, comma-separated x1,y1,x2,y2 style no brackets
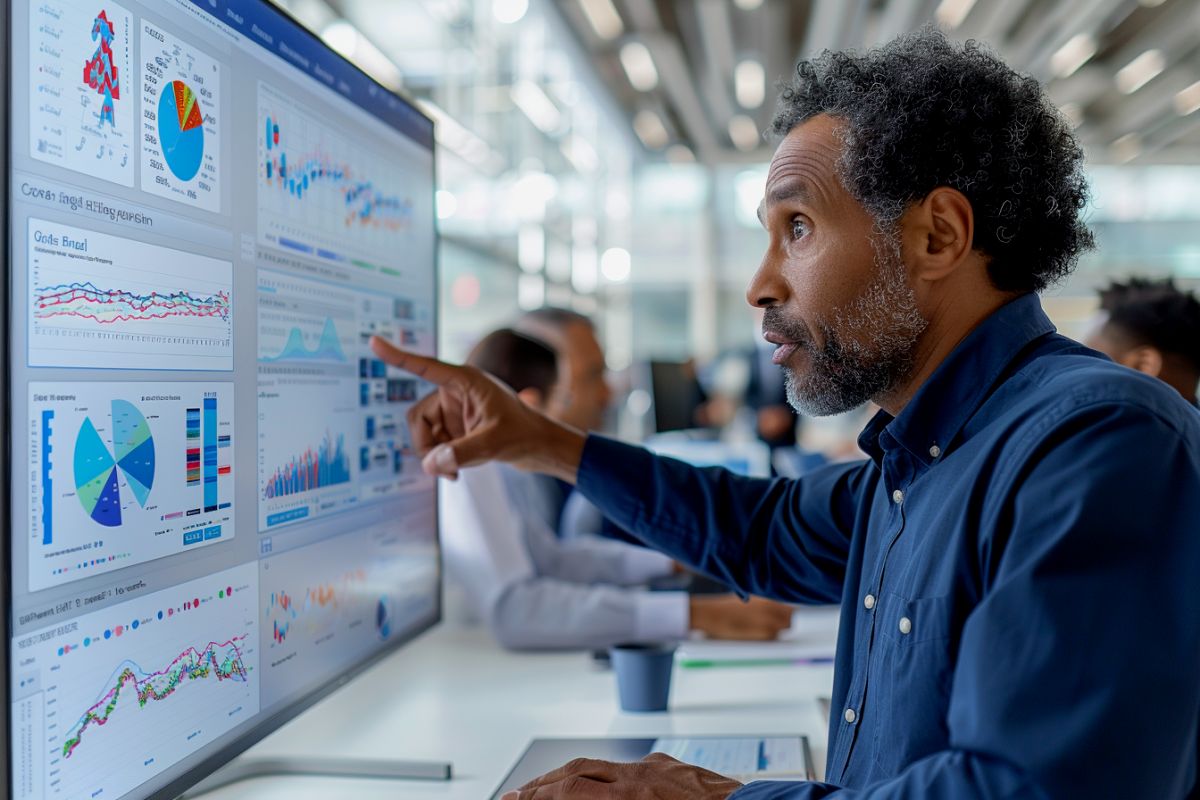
633,591,689,642
622,548,676,584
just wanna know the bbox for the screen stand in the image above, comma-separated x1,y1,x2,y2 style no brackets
177,755,452,797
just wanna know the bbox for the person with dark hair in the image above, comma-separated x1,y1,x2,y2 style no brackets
440,328,794,650
375,28,1200,800
1085,278,1200,405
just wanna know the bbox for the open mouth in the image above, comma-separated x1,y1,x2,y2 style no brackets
763,330,804,365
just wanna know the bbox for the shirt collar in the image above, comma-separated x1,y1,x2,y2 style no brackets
857,293,1056,466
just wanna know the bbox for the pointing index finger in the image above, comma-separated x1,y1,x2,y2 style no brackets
370,336,462,386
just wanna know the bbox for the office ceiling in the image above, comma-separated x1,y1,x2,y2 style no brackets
552,0,1200,165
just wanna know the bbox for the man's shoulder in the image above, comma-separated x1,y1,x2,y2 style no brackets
987,335,1200,447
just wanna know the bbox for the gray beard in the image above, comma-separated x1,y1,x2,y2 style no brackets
780,238,928,416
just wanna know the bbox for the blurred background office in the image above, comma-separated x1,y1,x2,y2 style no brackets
274,0,1200,460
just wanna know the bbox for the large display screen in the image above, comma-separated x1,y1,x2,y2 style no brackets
4,1,441,798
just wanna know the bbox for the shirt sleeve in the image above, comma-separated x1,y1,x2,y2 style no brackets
729,400,1200,799
523,505,674,587
575,435,867,604
442,464,688,651
491,582,688,650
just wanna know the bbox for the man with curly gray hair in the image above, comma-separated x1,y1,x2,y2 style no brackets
373,28,1200,800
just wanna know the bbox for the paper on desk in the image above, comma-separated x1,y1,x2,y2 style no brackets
676,605,839,664
651,737,809,781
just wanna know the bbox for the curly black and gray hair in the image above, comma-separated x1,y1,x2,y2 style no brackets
772,28,1094,294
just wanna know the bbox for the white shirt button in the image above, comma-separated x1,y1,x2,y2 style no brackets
864,594,876,610
899,616,912,635
929,445,941,458
892,489,904,504
844,708,857,723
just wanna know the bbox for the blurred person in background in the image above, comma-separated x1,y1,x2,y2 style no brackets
745,308,802,452
1085,277,1200,407
439,327,794,650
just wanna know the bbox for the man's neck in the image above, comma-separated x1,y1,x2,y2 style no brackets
876,293,1018,417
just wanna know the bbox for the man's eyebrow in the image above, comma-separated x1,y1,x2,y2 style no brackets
757,179,817,226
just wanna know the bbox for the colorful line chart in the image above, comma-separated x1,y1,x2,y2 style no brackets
28,383,235,591
28,219,233,370
28,0,135,186
13,563,257,800
63,636,249,759
33,281,230,326
140,20,222,212
256,81,416,268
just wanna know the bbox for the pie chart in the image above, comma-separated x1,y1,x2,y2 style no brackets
157,79,205,181
73,400,156,527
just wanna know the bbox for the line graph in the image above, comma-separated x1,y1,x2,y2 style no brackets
28,219,233,370
22,563,257,800
62,635,249,758
34,281,230,326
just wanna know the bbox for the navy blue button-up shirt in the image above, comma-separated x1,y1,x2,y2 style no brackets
577,294,1200,798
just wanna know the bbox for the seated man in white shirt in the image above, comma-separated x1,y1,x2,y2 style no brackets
440,328,794,650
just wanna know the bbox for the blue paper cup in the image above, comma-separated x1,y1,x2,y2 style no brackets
610,642,677,712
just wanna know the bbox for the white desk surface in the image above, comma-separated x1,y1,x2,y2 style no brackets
202,621,836,799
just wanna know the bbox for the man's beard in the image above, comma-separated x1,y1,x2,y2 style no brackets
767,237,928,417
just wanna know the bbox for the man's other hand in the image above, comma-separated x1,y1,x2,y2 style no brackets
370,337,586,481
689,596,794,641
501,753,743,799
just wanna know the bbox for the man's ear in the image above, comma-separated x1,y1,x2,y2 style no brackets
901,187,975,283
516,387,545,409
1118,345,1164,378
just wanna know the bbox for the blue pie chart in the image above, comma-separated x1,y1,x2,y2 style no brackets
158,80,205,182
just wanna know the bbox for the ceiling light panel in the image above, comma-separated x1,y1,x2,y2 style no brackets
579,0,623,40
619,41,659,92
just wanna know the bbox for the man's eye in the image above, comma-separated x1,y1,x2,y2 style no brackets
791,219,811,240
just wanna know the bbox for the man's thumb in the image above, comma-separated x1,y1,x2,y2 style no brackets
421,430,498,478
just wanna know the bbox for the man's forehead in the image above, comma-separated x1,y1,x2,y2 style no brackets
765,116,843,191
756,119,844,224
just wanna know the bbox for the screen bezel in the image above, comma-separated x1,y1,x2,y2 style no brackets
4,2,444,798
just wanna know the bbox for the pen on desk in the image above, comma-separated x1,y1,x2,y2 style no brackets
677,656,835,668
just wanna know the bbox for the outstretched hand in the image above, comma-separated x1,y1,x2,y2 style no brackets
501,753,744,800
370,337,587,481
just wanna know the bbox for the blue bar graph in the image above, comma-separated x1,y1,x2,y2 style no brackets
203,397,218,512
41,410,54,545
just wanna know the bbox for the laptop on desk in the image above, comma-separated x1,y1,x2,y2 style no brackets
490,735,814,798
